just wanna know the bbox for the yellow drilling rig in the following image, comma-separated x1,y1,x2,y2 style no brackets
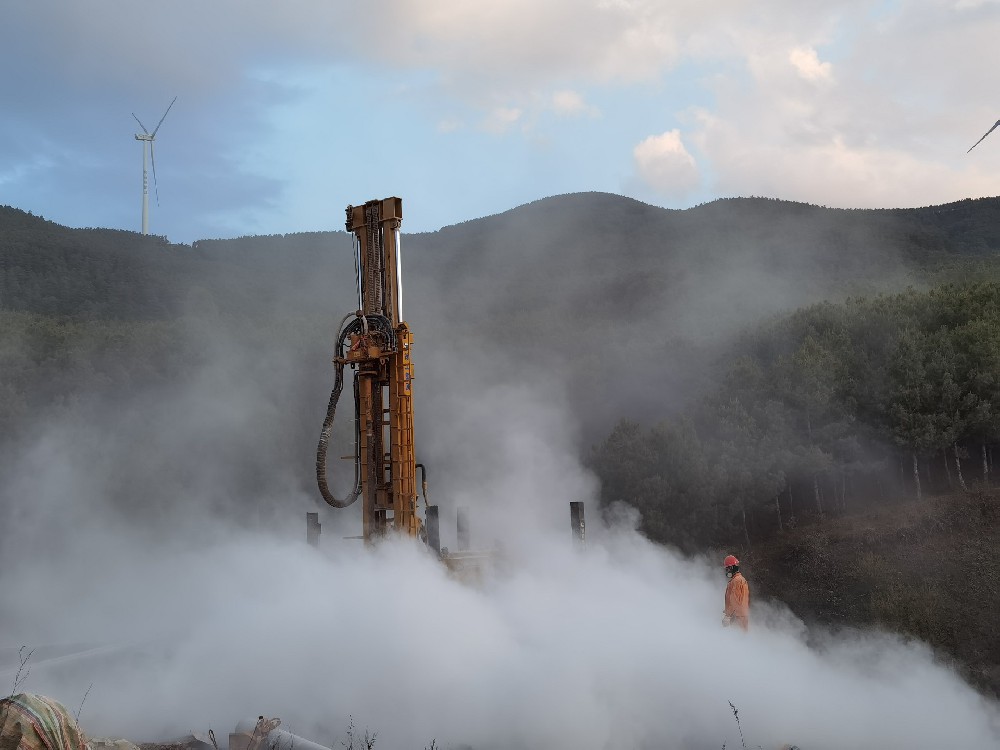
315,197,436,546
315,197,583,554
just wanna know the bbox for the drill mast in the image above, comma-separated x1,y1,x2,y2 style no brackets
316,197,422,540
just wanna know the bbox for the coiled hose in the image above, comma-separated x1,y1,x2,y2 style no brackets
315,313,397,508
316,313,362,507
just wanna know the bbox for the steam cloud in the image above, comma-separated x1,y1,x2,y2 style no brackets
1,372,998,750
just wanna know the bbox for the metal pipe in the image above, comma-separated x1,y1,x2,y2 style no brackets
233,721,333,750
415,462,428,504
394,227,403,322
353,235,363,313
262,729,331,750
570,501,586,544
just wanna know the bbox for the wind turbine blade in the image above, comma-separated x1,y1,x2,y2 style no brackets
151,96,177,137
967,119,1000,153
132,113,150,134
150,141,160,207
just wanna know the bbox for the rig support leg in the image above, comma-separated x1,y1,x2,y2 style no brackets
570,501,586,545
457,506,470,551
426,505,441,556
306,512,322,547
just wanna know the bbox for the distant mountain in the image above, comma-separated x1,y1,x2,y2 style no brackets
5,194,1000,322
0,205,353,320
0,193,1000,327
3,193,1000,439
402,193,1000,432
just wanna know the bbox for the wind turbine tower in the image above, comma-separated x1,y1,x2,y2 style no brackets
133,96,176,235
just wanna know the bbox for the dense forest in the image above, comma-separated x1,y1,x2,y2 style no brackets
590,283,1000,551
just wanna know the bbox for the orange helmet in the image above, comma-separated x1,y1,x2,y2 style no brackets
723,555,739,567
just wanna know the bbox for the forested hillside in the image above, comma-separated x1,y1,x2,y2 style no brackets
4,194,1000,503
590,283,1000,550
5,194,1000,443
3,195,1000,696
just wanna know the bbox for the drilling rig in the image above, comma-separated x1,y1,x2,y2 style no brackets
315,197,431,543
315,197,584,555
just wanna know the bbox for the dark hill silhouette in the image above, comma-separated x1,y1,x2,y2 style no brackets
3,193,1000,437
5,193,1000,323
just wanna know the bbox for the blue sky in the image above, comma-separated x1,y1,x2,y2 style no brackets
2,0,999,243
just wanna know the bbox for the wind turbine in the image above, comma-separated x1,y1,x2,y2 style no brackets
133,96,176,235
967,119,1000,153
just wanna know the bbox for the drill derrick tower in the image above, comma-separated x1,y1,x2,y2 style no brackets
316,197,425,541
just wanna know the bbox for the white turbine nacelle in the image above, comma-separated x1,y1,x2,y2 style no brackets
132,96,176,236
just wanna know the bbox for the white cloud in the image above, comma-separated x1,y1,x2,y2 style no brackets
382,0,685,84
789,46,833,83
633,130,700,196
551,89,600,118
675,2,1000,209
694,105,1000,209
481,106,524,134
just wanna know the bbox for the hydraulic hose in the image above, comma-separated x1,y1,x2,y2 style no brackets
316,313,362,508
315,312,397,508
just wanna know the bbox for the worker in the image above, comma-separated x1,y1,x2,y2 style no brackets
722,554,749,631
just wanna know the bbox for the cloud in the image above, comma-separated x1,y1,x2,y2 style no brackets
551,90,600,118
677,2,1000,208
704,113,969,207
633,129,700,196
6,0,1000,240
378,0,681,85
481,106,524,134
788,46,833,83
1,1,694,121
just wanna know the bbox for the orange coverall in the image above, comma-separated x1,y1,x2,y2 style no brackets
724,572,750,631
